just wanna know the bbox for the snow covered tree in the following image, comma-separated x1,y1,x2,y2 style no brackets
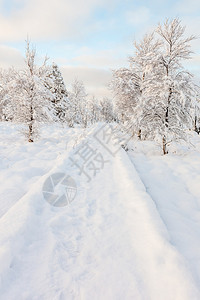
111,18,197,154
111,68,138,123
68,79,88,127
99,97,115,123
194,96,200,134
45,63,69,123
154,18,196,153
0,70,5,121
85,95,100,124
111,32,161,138
4,40,56,142
128,32,162,139
0,68,17,121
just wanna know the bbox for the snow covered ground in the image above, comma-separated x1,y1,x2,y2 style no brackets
0,122,200,299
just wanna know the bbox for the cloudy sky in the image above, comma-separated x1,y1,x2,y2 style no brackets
0,0,200,97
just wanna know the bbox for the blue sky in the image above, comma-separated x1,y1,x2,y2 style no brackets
0,0,200,96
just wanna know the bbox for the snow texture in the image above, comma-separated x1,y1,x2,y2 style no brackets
0,122,200,299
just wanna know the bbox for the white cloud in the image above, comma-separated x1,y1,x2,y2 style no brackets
61,65,112,98
126,7,151,26
184,54,200,74
0,45,24,68
0,0,117,42
71,49,129,69
175,16,200,58
0,45,113,98
58,46,131,98
175,0,200,14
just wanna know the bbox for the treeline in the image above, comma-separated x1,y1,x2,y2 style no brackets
0,40,115,142
0,18,200,154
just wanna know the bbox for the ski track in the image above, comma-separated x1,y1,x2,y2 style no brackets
0,124,200,299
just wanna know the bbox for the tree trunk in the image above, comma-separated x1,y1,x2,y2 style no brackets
162,135,168,155
138,129,141,140
28,123,33,142
194,116,200,134
28,103,34,142
165,87,172,128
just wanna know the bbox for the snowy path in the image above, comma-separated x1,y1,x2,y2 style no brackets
129,151,200,291
0,124,200,299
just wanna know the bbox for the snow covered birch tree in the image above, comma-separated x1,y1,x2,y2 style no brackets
128,33,162,139
111,32,161,138
111,18,197,154
4,40,56,142
155,18,196,154
194,95,200,134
